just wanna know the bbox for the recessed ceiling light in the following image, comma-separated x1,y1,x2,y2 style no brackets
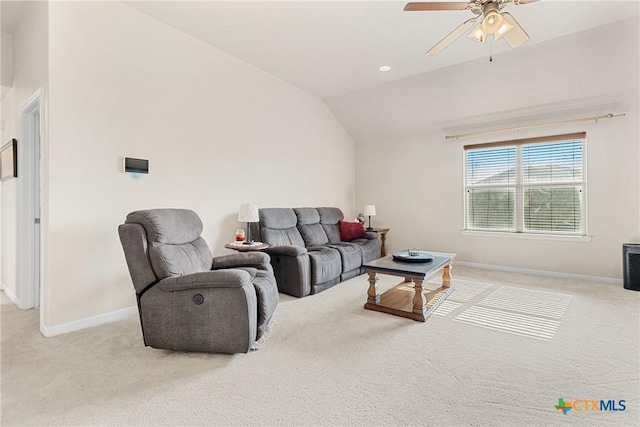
378,65,391,72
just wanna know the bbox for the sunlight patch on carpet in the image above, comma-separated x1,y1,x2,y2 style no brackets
478,286,572,319
427,278,494,302
454,306,561,340
432,300,463,317
453,286,573,341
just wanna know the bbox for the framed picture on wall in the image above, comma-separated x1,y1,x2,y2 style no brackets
0,139,18,181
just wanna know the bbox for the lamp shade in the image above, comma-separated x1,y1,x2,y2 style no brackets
238,203,259,222
363,205,376,216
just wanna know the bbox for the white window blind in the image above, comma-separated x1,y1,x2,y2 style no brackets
464,133,586,236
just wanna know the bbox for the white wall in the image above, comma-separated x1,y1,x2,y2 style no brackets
1,32,14,93
45,1,355,327
0,1,49,302
329,17,640,279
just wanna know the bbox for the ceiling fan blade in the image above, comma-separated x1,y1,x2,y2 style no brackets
427,18,477,55
404,2,471,11
500,12,529,48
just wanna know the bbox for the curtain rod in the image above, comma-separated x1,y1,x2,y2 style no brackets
445,113,626,140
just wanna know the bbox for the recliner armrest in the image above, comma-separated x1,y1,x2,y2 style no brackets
264,245,307,257
157,269,252,292
212,252,271,270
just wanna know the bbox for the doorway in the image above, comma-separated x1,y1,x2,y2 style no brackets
17,88,43,310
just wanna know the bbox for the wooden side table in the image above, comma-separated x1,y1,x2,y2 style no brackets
224,242,270,252
373,228,390,257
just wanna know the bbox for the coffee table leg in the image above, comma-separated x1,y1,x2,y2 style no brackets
367,271,380,305
442,263,452,288
412,278,426,320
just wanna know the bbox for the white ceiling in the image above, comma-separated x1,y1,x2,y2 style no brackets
123,0,640,98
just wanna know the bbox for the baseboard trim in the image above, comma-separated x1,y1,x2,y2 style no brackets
455,261,622,285
2,285,21,307
40,306,138,337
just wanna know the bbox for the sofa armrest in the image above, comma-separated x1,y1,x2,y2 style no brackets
212,252,271,270
264,245,307,257
157,269,252,292
364,232,378,239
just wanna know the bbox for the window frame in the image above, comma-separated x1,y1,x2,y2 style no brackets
463,132,587,237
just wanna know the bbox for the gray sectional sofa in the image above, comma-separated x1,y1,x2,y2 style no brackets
251,207,381,297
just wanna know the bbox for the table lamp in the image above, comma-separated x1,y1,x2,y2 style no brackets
363,205,376,231
238,203,259,245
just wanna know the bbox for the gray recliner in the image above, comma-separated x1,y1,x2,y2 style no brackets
118,209,278,353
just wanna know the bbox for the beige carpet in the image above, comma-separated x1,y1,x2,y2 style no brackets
2,266,639,426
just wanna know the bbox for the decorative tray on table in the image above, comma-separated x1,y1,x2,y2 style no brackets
392,249,434,262
226,241,266,248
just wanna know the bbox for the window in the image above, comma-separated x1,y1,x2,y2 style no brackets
464,133,586,236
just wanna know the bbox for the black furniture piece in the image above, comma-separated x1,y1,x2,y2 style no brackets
623,243,640,291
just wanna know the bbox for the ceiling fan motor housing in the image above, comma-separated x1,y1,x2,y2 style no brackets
469,0,507,15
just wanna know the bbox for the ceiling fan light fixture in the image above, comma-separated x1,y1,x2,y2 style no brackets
494,19,514,40
404,1,535,55
481,9,504,34
468,22,486,43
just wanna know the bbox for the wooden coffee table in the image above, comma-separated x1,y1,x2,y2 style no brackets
363,252,456,322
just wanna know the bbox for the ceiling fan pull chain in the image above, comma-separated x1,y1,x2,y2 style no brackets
489,37,493,62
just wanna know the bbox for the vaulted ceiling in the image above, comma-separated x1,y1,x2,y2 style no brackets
2,1,638,143
123,1,640,98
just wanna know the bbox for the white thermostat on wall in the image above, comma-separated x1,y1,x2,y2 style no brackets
123,157,149,174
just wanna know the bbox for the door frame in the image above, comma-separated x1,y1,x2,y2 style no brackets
17,87,44,315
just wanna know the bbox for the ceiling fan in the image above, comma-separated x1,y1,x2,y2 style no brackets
404,0,538,55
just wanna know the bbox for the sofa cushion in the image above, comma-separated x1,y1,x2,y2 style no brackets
127,209,203,244
327,242,362,273
260,208,297,229
294,208,329,247
351,237,381,264
299,224,329,247
317,207,344,244
339,220,367,241
126,209,213,279
294,207,320,224
259,208,306,247
149,237,213,279
262,228,306,248
307,247,341,285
